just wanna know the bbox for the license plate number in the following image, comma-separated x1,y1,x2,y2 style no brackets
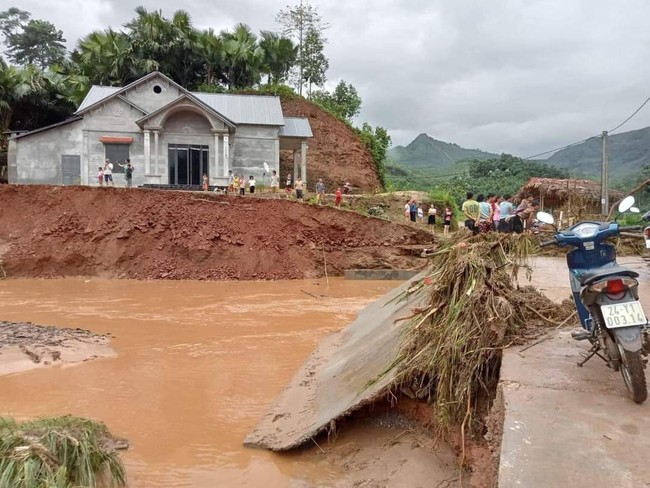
601,301,647,328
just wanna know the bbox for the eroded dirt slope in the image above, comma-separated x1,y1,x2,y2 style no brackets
280,98,382,192
0,185,432,280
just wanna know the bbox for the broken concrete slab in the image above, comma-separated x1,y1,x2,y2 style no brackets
244,272,426,451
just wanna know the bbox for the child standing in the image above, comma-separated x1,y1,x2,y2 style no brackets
233,175,240,195
249,175,256,194
98,166,104,186
202,173,208,191
294,177,304,202
334,187,342,207
271,170,279,193
443,206,453,236
239,175,246,196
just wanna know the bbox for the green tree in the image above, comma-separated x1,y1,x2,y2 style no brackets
220,23,262,89
357,123,391,188
258,31,297,85
0,9,66,69
276,1,328,96
311,80,361,120
72,29,153,86
300,28,328,96
195,28,224,86
124,7,202,88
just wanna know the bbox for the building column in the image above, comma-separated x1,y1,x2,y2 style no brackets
274,139,280,174
212,131,221,178
153,129,159,175
82,130,89,185
293,149,299,180
300,140,308,185
143,129,151,174
223,133,230,176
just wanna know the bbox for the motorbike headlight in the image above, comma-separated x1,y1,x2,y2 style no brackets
573,223,599,238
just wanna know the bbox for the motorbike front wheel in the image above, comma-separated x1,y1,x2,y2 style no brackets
616,342,648,403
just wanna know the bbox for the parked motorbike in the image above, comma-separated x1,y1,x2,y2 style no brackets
537,196,648,403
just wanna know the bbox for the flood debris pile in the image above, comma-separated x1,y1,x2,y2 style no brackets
0,416,127,488
387,232,574,433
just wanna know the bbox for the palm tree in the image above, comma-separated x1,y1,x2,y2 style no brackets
195,28,224,87
220,23,263,89
259,31,298,85
0,63,45,132
73,29,152,86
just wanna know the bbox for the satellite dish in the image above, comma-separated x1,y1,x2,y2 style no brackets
263,162,270,173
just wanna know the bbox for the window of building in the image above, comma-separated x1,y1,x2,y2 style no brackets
104,144,130,174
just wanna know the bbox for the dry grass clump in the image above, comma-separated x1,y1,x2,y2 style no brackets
387,232,573,434
0,415,126,488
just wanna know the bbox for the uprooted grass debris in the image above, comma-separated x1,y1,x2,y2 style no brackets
0,415,127,488
382,232,574,435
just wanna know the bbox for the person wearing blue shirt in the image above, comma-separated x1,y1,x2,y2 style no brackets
498,195,514,233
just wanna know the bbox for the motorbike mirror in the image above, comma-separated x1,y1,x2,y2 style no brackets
630,207,640,213
618,195,635,213
536,211,555,225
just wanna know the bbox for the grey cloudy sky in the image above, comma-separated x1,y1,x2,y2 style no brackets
13,0,650,157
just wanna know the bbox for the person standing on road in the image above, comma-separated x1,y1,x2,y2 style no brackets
118,159,134,188
239,175,246,196
285,172,293,198
249,175,256,194
462,192,480,235
270,170,279,193
443,206,452,235
427,205,437,229
316,178,325,204
409,198,418,223
103,159,114,186
334,187,342,207
294,176,304,202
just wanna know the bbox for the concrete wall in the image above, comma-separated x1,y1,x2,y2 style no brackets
122,77,183,114
231,125,280,182
13,120,83,185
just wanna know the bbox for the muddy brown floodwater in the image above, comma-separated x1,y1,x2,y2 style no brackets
0,278,459,487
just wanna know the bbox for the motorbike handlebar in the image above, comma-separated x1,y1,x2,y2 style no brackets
619,225,641,232
539,239,557,247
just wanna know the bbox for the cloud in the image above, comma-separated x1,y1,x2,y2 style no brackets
13,0,650,157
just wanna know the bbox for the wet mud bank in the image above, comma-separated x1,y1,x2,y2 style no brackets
0,320,114,376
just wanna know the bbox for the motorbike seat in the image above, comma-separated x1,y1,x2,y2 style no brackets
579,265,639,286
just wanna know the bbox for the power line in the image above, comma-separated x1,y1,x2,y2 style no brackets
523,136,598,160
607,94,650,134
523,92,650,160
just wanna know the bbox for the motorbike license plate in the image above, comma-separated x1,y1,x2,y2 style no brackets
601,301,647,328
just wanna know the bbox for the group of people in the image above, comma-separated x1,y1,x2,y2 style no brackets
223,172,258,196
98,159,134,187
461,192,539,235
404,198,454,236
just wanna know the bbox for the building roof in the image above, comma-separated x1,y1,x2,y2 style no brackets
279,117,313,138
77,83,285,126
11,116,83,140
518,177,623,203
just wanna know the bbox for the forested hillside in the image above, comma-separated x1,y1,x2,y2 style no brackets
547,126,650,181
388,133,498,169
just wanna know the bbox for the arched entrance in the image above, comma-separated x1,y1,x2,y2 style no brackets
163,109,213,186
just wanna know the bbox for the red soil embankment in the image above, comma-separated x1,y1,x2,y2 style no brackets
0,185,432,280
280,98,382,192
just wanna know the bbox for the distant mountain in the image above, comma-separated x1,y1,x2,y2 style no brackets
547,126,650,179
388,133,499,169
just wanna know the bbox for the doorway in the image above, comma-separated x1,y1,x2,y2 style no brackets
168,144,209,185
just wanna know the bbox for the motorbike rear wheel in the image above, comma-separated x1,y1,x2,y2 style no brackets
616,342,648,403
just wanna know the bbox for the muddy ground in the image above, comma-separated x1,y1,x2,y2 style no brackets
0,185,433,281
0,320,114,376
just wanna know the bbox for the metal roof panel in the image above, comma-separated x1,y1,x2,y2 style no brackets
279,117,313,138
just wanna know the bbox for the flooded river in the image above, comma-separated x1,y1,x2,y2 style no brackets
0,278,400,487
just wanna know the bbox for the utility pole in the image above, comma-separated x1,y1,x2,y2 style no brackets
601,130,608,216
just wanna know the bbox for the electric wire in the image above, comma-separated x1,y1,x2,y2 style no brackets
523,92,650,160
